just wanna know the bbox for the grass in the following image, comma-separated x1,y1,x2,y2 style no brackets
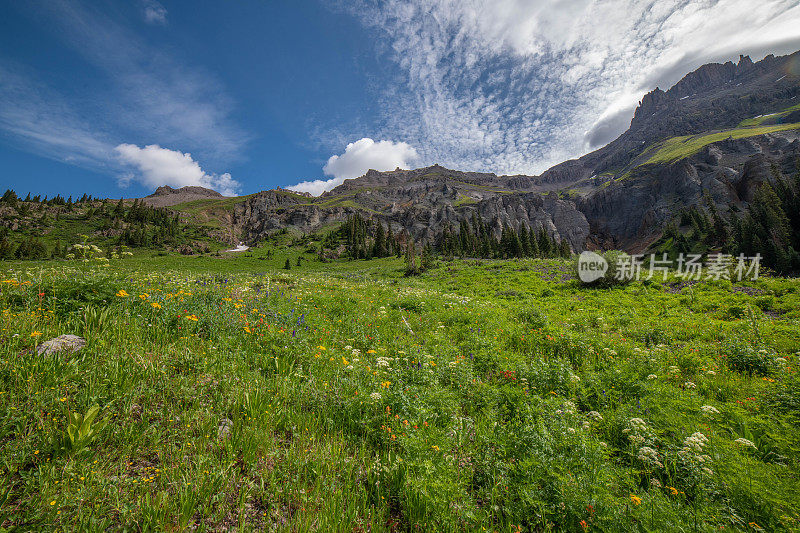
738,103,800,127
645,123,800,165
1,254,800,530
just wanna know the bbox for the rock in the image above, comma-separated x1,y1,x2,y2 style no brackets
218,418,233,440
37,334,86,356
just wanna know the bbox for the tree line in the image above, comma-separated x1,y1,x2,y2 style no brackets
652,163,800,274
0,191,182,260
332,212,572,265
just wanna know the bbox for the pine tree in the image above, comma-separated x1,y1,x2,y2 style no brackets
373,221,387,258
114,198,125,218
404,240,418,276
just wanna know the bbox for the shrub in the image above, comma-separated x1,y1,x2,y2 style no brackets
726,342,776,376
573,250,634,288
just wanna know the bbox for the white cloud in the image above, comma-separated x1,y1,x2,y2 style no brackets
324,138,418,179
286,177,346,197
289,138,418,195
336,0,800,174
115,143,241,196
143,0,167,25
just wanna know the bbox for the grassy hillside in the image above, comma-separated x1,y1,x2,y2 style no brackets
644,122,800,165
1,255,799,530
738,103,800,127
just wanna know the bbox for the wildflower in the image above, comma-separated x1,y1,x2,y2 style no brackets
630,434,645,446
344,345,352,350
151,302,161,309
706,370,717,375
567,427,576,434
630,495,642,506
685,381,696,389
650,478,662,488
244,327,252,334
587,411,603,422
185,315,199,322
30,331,42,337
637,446,662,467
668,486,679,496
116,290,129,297
138,294,149,299
562,401,577,414
370,392,382,401
734,438,757,450
682,432,708,453
700,405,719,415
367,349,377,354
646,374,657,380
629,418,647,431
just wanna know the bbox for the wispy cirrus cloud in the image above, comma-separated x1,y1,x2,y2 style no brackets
142,0,168,25
0,0,244,192
332,0,800,175
0,63,115,171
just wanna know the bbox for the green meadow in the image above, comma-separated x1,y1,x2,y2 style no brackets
1,254,800,531
644,122,800,165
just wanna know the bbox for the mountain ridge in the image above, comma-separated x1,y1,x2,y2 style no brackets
141,49,800,254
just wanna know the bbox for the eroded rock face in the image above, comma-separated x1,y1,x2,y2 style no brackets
233,166,591,251
578,132,800,250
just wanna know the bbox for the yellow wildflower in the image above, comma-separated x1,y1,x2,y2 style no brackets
151,302,161,309
116,290,129,297
30,331,42,337
630,495,641,506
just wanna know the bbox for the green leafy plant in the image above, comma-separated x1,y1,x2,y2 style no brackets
64,404,106,456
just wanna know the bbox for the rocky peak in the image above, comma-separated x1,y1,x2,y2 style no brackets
147,185,222,198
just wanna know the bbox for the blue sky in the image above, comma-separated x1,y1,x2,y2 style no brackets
2,0,800,198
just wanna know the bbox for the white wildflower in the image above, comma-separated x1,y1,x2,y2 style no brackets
700,405,719,415
370,392,382,401
629,418,648,431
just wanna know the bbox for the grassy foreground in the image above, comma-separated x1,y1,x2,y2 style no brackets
1,257,800,531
